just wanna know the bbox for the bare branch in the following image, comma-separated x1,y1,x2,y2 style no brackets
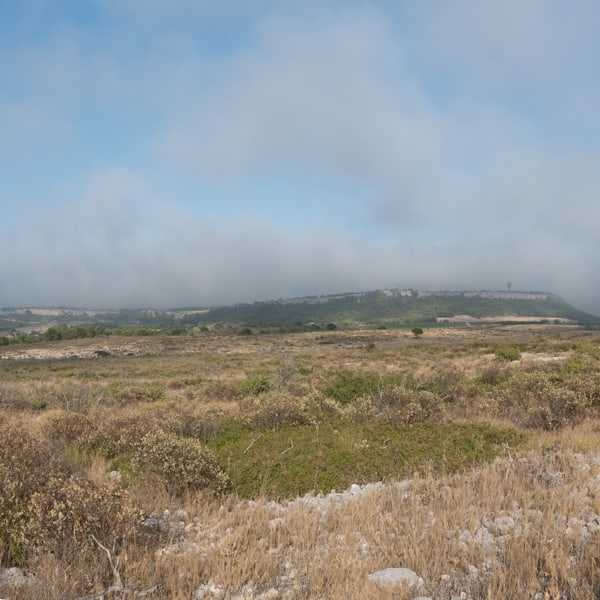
91,534,123,589
243,433,263,454
281,440,295,454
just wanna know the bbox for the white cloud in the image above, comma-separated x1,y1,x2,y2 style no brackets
1,1,600,316
159,8,438,190
409,0,600,92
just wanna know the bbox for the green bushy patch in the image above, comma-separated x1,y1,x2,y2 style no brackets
495,346,522,361
322,369,418,404
323,370,379,404
237,372,271,396
206,418,524,499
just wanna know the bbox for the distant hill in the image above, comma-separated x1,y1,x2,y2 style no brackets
1,290,599,337
182,289,600,329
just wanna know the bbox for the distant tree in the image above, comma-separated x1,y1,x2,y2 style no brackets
326,322,337,331
44,327,62,341
411,327,424,338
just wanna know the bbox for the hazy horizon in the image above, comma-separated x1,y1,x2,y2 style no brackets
2,2,599,316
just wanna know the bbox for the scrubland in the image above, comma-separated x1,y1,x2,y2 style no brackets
1,324,600,599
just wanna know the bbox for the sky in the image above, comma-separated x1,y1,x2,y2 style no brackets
1,1,599,314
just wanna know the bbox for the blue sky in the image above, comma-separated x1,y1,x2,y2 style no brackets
1,1,600,314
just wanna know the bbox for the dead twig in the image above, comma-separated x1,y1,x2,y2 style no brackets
281,440,295,454
244,433,263,454
80,535,159,599
91,534,123,589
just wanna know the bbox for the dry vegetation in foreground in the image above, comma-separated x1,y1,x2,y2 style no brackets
1,324,600,599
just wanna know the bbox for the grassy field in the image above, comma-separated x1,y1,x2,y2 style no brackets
1,324,600,598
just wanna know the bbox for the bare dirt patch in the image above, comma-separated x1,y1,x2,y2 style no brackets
437,314,575,323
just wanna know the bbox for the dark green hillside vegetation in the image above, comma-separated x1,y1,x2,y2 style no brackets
1,323,191,346
184,290,600,328
2,290,598,336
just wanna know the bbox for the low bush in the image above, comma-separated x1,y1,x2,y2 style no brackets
496,371,593,429
323,370,380,404
139,402,229,440
131,427,230,496
237,373,271,396
44,412,233,496
495,346,522,361
342,388,445,425
474,363,512,387
240,392,311,429
44,411,102,452
204,380,243,402
562,356,586,375
0,424,139,567
111,384,165,403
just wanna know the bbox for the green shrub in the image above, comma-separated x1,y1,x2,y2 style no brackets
562,357,586,375
323,370,379,404
29,398,48,410
495,346,522,361
572,341,600,357
205,419,523,499
238,373,271,396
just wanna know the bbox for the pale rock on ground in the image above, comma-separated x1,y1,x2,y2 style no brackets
0,567,35,595
367,567,425,589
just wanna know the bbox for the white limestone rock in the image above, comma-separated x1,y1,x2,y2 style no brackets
367,567,425,589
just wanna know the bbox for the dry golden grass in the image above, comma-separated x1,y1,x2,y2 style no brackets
15,440,600,599
1,324,600,598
